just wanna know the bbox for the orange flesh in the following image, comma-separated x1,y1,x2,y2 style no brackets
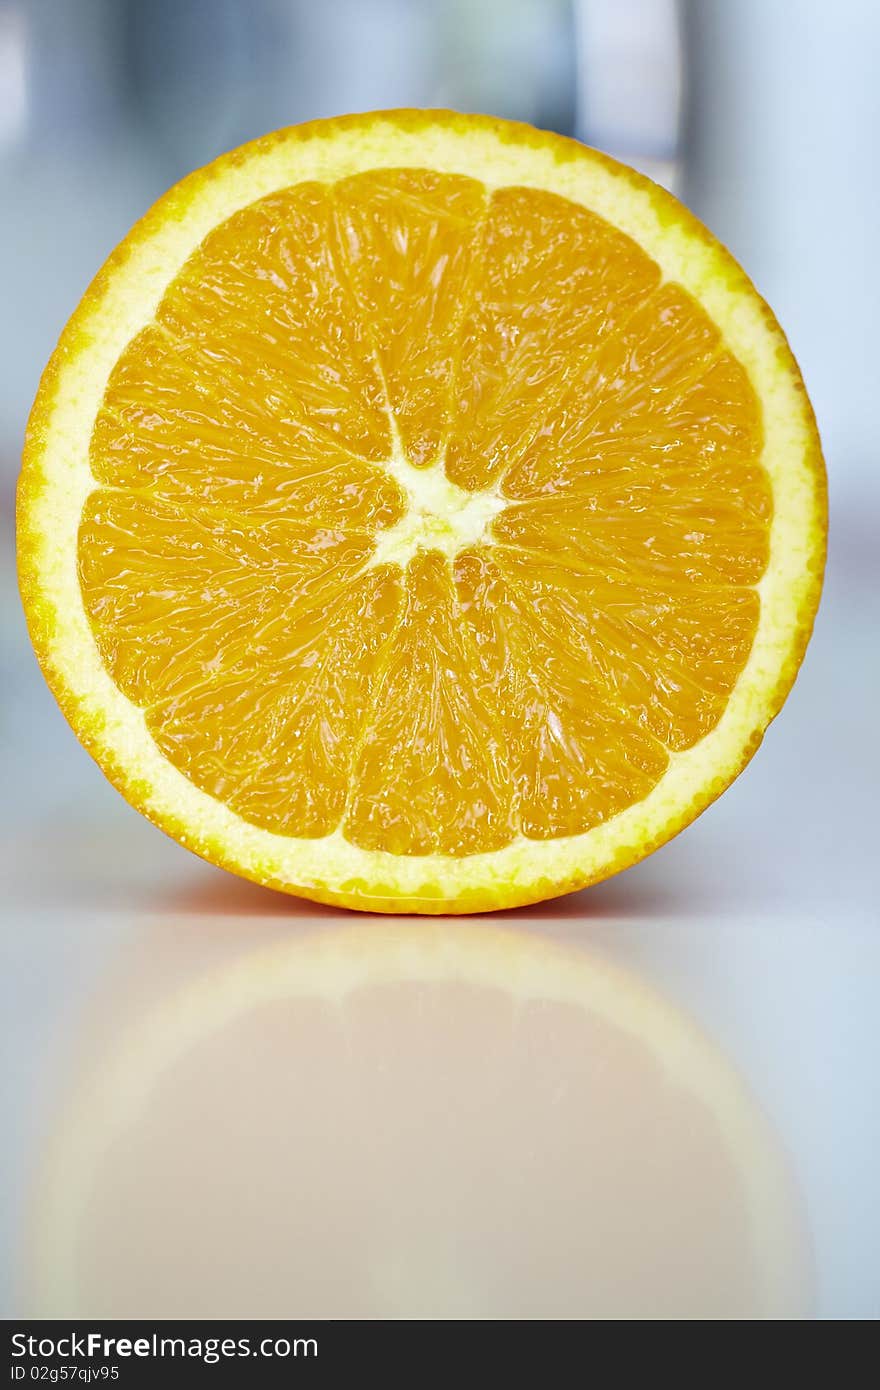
80,169,770,855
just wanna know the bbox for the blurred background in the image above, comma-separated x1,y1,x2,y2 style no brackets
1,0,878,1320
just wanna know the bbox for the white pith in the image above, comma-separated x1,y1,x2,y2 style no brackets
371,447,506,568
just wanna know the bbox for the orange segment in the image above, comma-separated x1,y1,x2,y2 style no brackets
455,549,668,837
493,489,769,588
445,187,661,492
346,552,516,855
80,488,403,835
335,169,487,467
147,566,401,837
90,326,404,527
19,111,825,911
479,548,761,753
501,284,758,494
79,491,379,702
159,183,391,459
91,192,409,529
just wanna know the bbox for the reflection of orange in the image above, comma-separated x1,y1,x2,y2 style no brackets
19,110,825,912
31,924,810,1318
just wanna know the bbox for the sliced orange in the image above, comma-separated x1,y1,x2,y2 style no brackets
17,111,826,913
29,925,810,1318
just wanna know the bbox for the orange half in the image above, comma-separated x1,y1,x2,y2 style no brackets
17,111,826,912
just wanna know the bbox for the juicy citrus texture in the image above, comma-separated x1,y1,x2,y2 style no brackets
80,168,770,859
